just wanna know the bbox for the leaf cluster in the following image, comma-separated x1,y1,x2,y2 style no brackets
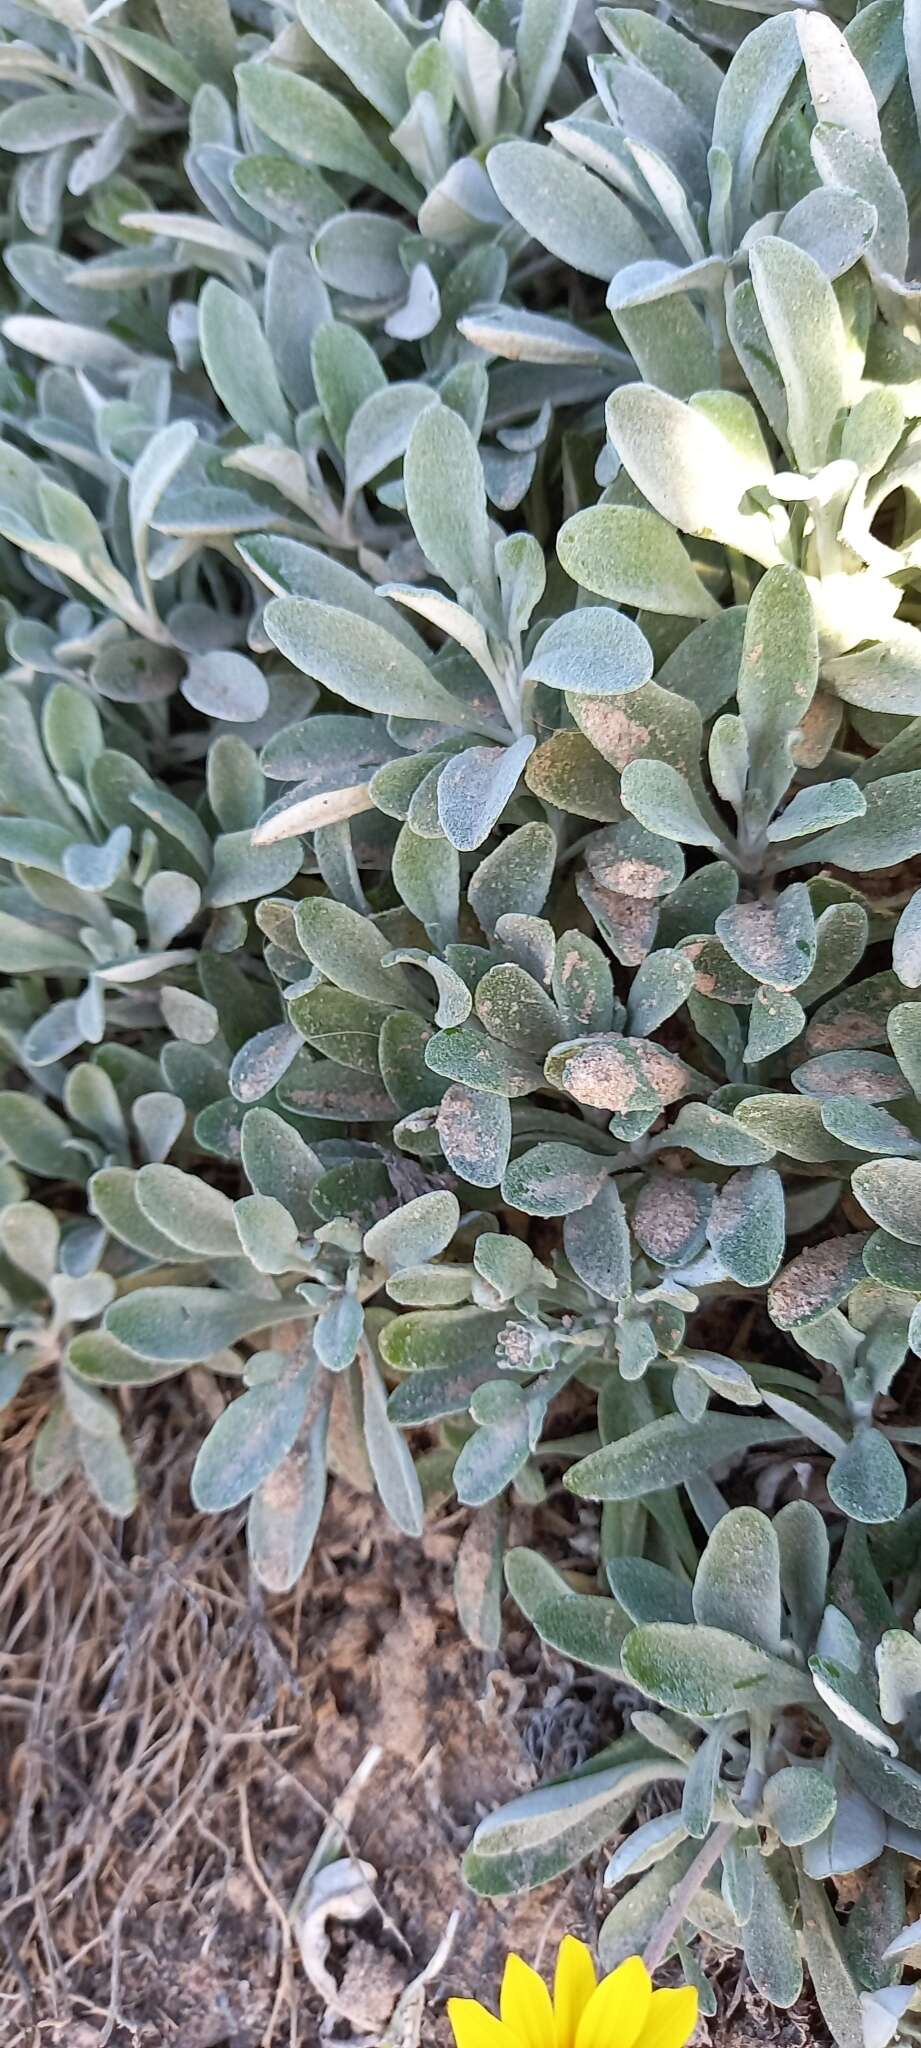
5,0,921,2028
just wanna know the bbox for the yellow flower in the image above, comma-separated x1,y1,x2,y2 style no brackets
447,1940,698,2048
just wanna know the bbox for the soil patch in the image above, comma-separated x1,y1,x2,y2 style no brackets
0,1385,824,2045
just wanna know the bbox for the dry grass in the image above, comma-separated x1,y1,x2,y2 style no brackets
0,1385,326,2045
0,1382,827,2048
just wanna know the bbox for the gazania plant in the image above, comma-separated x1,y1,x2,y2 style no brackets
5,0,921,2034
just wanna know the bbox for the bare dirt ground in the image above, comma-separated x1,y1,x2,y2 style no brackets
0,1382,823,2047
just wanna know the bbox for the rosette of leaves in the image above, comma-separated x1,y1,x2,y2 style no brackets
466,1504,921,2045
236,0,589,262
249,395,657,855
477,10,921,410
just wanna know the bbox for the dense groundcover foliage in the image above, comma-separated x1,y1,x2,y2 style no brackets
8,0,921,2028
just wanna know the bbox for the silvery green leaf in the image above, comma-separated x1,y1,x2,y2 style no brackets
526,732,623,822
363,1191,459,1274
243,538,425,656
680,1730,722,1843
693,1506,782,1650
233,1195,301,1275
359,1342,424,1537
743,1855,803,2009
90,1166,192,1262
605,386,781,567
299,0,411,124
893,890,921,986
798,12,880,145
295,898,418,1010
716,885,817,993
465,1743,678,1900
404,403,496,609
192,1366,310,1512
765,1767,838,1848
0,683,81,830
241,1109,320,1231
487,140,652,282
441,1,505,145
711,14,802,243
426,1027,543,1100
468,823,556,939
798,1872,865,2048
208,829,301,909
822,1101,921,1158
345,383,437,503
181,651,268,724
769,1235,868,1331
144,872,201,950
0,1093,83,1181
79,1427,138,1520
152,0,234,84
475,963,561,1057
749,237,848,472
0,1200,59,1284
248,1383,330,1595
780,184,878,283
523,608,653,696
607,1560,693,1629
619,760,723,850
437,739,535,853
198,280,291,447
386,262,441,342
392,823,459,950
106,1288,300,1364
134,1163,239,1257
517,0,578,134
264,600,466,726
852,1160,921,1244
811,122,908,281
437,1083,511,1187
0,92,112,154
664,1105,767,1168
132,1092,185,1165
501,1145,608,1219
767,781,866,842
236,62,416,210
744,988,806,1064
552,930,615,1037
876,1630,921,1729
459,304,621,370
772,1499,828,1659
558,505,718,618
633,1173,711,1268
231,156,338,236
626,950,695,1037
706,1167,785,1287
567,1413,794,1502
828,1429,907,1525
161,988,218,1045
678,1348,759,1407
623,1622,813,1719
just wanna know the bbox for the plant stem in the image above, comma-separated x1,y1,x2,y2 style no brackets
643,1819,736,1975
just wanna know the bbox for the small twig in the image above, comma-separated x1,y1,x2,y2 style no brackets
643,1820,736,1975
237,1783,297,2048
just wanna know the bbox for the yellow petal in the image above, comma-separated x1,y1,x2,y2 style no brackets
553,1936,597,2048
500,1953,556,2048
448,1997,520,2048
575,1956,652,2048
638,1987,699,2048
